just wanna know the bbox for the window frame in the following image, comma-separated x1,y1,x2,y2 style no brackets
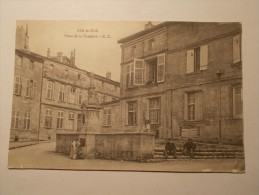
14,76,22,95
127,101,137,126
11,110,19,129
149,97,160,125
184,91,202,121
23,112,31,130
45,109,52,128
57,111,64,129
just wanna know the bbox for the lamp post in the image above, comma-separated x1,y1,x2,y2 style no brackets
216,70,222,144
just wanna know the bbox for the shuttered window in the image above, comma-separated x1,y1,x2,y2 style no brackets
11,110,19,129
14,76,22,95
187,45,208,73
200,45,208,70
157,54,165,83
233,34,241,63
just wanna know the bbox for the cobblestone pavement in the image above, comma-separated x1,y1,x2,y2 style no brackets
8,142,245,172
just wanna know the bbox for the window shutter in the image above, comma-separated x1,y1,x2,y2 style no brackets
133,59,144,85
125,103,128,125
195,92,202,120
187,50,194,73
200,45,208,70
184,93,188,120
33,81,37,97
157,53,165,83
233,34,241,63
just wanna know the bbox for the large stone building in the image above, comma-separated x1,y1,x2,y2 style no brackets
117,22,243,144
10,25,120,142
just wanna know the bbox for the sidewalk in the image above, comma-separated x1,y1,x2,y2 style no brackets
9,140,52,149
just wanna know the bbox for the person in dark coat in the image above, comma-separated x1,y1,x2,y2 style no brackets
182,138,196,159
164,138,177,159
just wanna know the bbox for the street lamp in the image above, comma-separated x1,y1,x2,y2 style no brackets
216,70,222,144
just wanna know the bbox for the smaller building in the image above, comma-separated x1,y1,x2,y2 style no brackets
10,49,44,141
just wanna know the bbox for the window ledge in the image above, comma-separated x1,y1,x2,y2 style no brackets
231,61,242,67
186,70,206,76
183,120,203,123
227,117,243,121
14,94,22,96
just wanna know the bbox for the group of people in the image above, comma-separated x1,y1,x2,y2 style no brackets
164,138,197,160
69,139,84,160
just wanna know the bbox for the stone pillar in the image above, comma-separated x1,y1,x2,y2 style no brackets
81,106,101,133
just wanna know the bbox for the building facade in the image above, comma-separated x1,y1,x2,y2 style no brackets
10,50,44,141
118,22,243,144
10,25,120,142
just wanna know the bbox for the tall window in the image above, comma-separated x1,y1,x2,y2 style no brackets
23,112,31,130
68,112,75,130
57,111,64,129
45,109,52,128
47,81,54,99
103,109,111,126
14,76,22,95
233,85,243,118
126,53,165,88
184,91,202,121
11,110,19,129
149,98,160,124
78,90,82,105
233,34,241,63
26,80,37,98
59,84,65,101
128,101,137,125
67,86,76,104
187,45,208,73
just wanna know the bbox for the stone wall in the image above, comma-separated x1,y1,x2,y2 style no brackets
56,132,155,161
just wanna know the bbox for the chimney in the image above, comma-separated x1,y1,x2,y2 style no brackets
106,71,111,80
47,48,50,58
145,21,154,30
57,52,63,62
16,25,28,50
70,49,76,66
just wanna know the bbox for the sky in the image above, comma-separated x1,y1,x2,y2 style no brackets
17,20,162,81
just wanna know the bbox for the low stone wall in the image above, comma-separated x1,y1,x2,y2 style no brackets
56,132,155,161
95,133,154,161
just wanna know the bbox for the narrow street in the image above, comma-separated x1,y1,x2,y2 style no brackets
8,142,245,172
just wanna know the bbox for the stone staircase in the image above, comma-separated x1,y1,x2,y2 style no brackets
151,140,245,162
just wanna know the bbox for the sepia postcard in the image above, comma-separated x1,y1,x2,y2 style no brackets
8,20,244,172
